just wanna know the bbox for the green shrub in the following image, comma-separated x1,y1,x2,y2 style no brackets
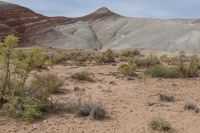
0,35,59,122
71,71,93,81
3,80,51,122
49,51,94,64
118,64,136,77
146,66,180,78
69,51,92,62
121,49,140,57
0,34,19,101
94,55,105,63
48,53,67,64
15,48,47,70
150,117,173,132
31,74,64,94
178,55,199,78
135,54,160,68
23,101,43,122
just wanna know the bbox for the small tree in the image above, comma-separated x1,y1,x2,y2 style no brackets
0,35,19,102
0,35,61,122
14,48,47,88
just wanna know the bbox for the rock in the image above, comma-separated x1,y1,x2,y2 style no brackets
109,81,117,85
1,1,200,53
43,120,48,123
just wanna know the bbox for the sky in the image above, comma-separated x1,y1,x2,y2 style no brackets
3,0,200,19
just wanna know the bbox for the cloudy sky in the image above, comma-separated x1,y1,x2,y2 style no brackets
3,0,200,19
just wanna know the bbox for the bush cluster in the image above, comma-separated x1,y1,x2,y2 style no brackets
135,54,160,68
118,64,137,77
150,117,173,133
71,70,93,81
76,103,106,120
178,55,200,78
146,66,179,78
0,35,64,122
94,49,116,63
121,49,140,57
31,74,64,94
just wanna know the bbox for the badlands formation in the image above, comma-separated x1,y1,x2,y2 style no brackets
0,1,200,52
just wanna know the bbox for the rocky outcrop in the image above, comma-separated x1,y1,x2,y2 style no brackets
1,1,200,52
0,1,73,45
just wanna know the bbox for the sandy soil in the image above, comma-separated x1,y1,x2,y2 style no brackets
0,63,200,133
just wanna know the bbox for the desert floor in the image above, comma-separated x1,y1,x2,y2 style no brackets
0,62,200,133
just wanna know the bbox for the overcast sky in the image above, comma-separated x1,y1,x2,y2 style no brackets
3,0,200,19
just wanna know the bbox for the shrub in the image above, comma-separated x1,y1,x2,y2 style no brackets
0,35,58,122
121,49,140,57
91,106,106,120
71,71,93,81
76,103,93,117
23,102,43,122
48,53,67,64
184,102,197,111
160,94,175,102
150,117,173,132
31,74,64,94
94,49,116,63
69,51,92,62
15,48,47,70
3,80,50,122
146,66,180,78
118,64,137,77
178,55,199,78
94,55,105,63
76,103,107,120
0,34,19,101
135,54,160,68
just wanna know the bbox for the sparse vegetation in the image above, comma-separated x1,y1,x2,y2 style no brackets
76,103,106,120
118,64,137,77
146,66,180,78
66,51,92,62
31,74,64,94
184,102,197,111
94,49,116,63
71,70,93,81
0,35,64,122
150,117,174,133
135,54,160,68
48,53,67,64
91,105,106,120
146,53,200,78
160,94,175,102
178,55,200,78
76,103,93,117
121,49,140,57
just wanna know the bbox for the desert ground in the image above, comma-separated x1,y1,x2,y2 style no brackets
0,51,200,133
1,1,200,133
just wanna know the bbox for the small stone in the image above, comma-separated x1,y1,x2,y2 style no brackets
43,120,48,123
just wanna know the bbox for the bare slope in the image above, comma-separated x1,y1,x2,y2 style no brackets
0,1,200,52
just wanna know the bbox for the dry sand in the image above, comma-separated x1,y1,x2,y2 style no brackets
0,63,200,133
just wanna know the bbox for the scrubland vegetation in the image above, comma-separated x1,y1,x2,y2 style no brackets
150,117,174,133
1,35,200,132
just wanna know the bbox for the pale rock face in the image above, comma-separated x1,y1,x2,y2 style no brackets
29,21,101,49
0,1,200,53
